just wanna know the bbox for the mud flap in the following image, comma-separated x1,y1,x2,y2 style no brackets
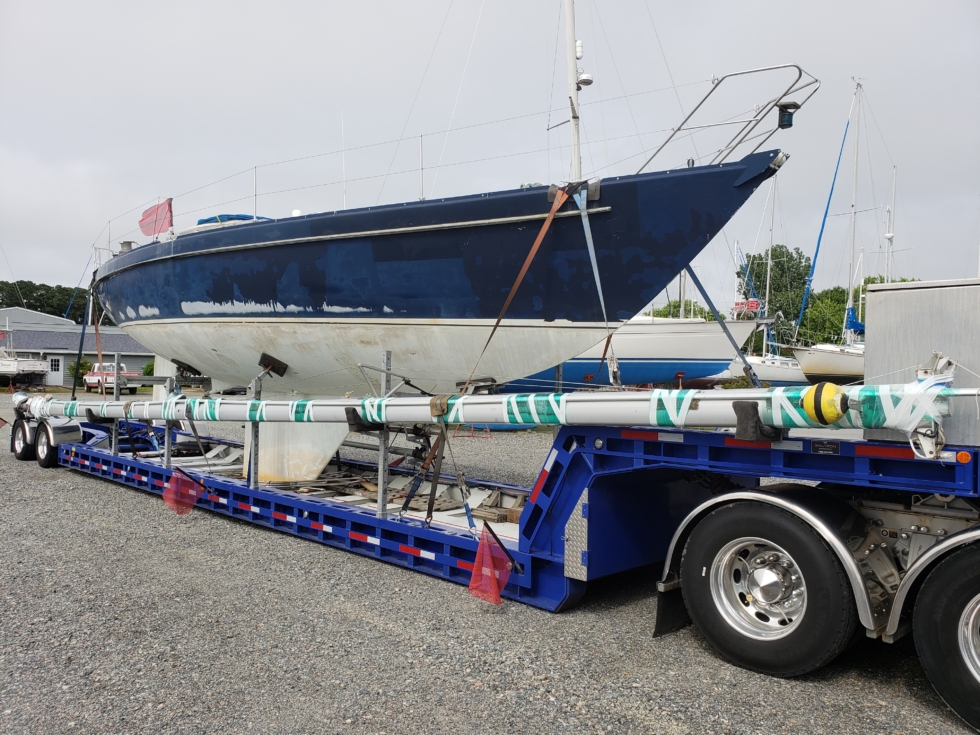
652,588,691,637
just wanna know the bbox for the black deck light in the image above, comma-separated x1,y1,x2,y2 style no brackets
777,101,801,129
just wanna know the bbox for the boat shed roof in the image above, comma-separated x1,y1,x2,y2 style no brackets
0,306,74,327
9,329,152,355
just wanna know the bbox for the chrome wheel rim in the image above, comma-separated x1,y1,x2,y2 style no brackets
13,426,25,453
36,430,49,460
710,536,807,640
958,592,980,685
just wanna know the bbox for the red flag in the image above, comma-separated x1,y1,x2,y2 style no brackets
468,525,513,604
139,198,173,237
163,468,204,515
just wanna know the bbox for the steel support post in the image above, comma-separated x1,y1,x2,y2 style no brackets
247,374,263,489
110,352,120,455
684,265,762,388
376,350,392,518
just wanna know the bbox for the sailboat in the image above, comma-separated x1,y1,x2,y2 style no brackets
506,308,758,392
91,2,815,479
734,179,808,385
791,81,871,384
94,4,815,398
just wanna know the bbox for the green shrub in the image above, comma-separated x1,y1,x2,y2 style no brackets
67,358,93,378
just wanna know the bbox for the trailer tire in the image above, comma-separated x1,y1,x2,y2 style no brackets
129,387,138,395
34,424,59,469
13,420,36,461
913,544,980,730
681,501,858,677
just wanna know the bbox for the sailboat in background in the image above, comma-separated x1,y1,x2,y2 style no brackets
732,178,807,385
791,81,872,384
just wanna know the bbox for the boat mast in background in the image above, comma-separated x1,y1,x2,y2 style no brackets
843,81,862,347
884,166,897,283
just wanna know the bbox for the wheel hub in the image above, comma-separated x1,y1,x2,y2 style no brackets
959,592,980,685
710,537,807,640
747,564,794,604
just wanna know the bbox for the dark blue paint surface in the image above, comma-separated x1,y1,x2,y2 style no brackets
504,357,731,392
96,151,781,325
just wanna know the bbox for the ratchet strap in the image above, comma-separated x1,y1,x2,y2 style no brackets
572,188,617,386
461,186,572,392
424,426,448,527
398,432,443,519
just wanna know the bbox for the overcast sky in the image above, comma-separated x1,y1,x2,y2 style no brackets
1,0,978,312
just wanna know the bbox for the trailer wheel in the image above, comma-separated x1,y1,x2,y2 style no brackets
12,420,36,461
681,501,858,677
34,425,59,469
129,387,138,395
913,544,980,730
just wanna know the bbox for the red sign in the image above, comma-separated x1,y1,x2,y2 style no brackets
734,299,760,311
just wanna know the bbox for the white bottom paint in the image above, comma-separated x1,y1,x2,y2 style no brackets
121,318,613,395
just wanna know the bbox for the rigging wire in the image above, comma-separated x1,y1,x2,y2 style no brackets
428,0,486,199
0,241,27,307
643,0,699,162
375,0,456,205
587,0,611,173
590,4,645,158
546,0,562,183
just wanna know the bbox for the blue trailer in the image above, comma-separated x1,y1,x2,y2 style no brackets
10,407,980,729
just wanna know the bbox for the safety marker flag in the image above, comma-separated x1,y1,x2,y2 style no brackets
0,416,7,429
163,468,205,515
468,523,512,605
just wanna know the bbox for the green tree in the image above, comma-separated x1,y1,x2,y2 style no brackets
142,361,155,376
647,300,722,321
0,280,93,324
737,244,810,323
67,358,93,378
798,286,848,344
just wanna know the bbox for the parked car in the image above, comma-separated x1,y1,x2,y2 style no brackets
83,363,145,395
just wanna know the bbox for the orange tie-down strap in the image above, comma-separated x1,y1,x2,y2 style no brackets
462,188,572,392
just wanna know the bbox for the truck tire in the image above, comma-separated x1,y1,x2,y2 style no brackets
12,420,36,461
129,387,138,395
681,501,858,677
913,543,980,730
85,384,92,393
34,425,59,469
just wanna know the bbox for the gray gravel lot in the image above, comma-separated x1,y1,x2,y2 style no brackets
0,405,970,734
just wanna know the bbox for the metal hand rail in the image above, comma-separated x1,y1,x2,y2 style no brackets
637,64,820,174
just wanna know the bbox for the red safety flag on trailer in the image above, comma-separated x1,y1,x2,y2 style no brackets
139,198,173,237
0,417,7,430
163,467,204,515
468,525,512,604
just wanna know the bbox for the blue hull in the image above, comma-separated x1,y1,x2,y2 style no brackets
96,151,783,326
506,357,733,392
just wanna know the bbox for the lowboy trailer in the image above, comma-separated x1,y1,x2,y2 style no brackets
10,366,980,730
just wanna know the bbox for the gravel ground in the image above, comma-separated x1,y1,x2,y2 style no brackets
0,404,971,735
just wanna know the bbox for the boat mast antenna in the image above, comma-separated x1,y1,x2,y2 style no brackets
565,0,592,182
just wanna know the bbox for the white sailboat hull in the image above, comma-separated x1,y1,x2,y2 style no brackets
791,343,865,384
127,317,612,395
730,354,808,385
509,318,757,390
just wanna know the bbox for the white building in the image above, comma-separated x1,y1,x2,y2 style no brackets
0,307,153,387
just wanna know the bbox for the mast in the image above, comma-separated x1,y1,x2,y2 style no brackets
565,0,582,181
884,166,897,283
844,81,862,346
764,179,776,357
